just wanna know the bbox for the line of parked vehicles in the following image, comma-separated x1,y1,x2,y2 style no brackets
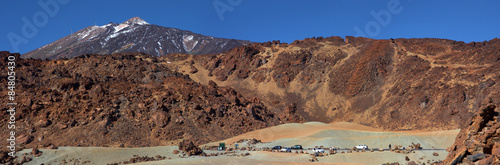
271,144,369,153
271,145,303,152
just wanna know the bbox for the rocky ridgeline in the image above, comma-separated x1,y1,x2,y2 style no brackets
164,36,499,163
181,36,500,131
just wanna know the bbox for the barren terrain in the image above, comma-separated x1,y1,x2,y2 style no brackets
18,122,458,165
166,37,499,131
1,36,499,164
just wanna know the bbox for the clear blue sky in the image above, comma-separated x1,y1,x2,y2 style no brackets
1,0,499,54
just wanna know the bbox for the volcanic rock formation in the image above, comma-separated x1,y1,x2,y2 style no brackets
165,36,500,131
0,51,298,151
444,100,500,164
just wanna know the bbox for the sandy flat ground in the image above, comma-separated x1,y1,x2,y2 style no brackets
208,122,459,150
19,122,459,165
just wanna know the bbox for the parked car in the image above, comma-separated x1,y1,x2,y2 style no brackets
312,147,325,153
355,145,368,150
291,145,303,150
271,146,283,150
280,147,291,152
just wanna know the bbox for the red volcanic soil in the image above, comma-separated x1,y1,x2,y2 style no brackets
168,37,499,131
0,51,300,152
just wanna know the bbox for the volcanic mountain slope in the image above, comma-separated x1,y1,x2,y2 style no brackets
0,51,300,150
22,17,251,59
165,36,500,131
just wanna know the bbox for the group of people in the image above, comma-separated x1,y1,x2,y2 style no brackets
389,144,405,150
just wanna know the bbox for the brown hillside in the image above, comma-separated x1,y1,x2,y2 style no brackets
166,36,500,131
0,51,300,150
0,36,498,163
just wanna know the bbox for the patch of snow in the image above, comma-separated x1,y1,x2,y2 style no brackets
182,35,198,52
124,17,149,25
87,34,98,41
41,43,52,49
77,26,100,40
157,41,162,49
49,46,61,53
183,35,194,42
105,26,138,42
133,19,149,25
106,33,120,41
100,23,113,28
118,27,136,34
114,24,130,33
220,42,227,48
171,40,179,49
167,61,171,63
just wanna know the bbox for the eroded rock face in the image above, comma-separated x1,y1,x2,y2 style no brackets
444,97,500,164
0,51,293,149
177,37,500,131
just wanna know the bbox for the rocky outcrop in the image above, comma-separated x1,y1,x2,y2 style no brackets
444,99,500,164
178,139,204,156
0,51,294,150
172,36,500,131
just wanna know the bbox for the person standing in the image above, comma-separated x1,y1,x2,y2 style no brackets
389,144,391,149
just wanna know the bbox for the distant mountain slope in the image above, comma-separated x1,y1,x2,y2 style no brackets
22,17,252,59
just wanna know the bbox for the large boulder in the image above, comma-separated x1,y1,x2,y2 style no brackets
178,140,204,156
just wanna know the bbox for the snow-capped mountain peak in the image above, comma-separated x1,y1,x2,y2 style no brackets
22,17,252,59
123,17,149,25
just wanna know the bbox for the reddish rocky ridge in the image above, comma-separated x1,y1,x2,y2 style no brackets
168,36,499,131
443,98,500,164
163,36,499,164
0,51,299,152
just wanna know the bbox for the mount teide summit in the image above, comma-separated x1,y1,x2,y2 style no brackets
22,17,252,59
